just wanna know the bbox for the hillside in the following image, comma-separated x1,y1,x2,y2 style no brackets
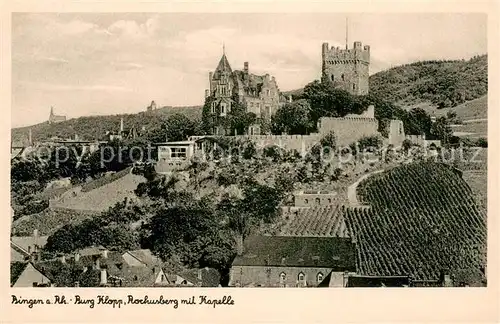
369,55,487,108
11,105,203,143
345,161,486,284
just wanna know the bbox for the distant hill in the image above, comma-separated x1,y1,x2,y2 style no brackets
369,55,487,108
11,105,203,143
283,55,488,111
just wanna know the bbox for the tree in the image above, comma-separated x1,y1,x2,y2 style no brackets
301,80,357,125
431,117,453,144
271,99,312,135
409,108,433,136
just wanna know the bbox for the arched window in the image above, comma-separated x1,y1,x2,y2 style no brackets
328,198,332,204
331,75,334,82
341,74,345,81
315,198,321,205
353,84,356,90
317,272,324,283
279,272,286,284
298,272,305,281
304,199,308,204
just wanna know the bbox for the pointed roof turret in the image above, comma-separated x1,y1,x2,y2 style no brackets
214,44,232,77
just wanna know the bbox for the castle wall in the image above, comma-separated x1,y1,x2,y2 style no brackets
234,134,321,153
318,117,379,147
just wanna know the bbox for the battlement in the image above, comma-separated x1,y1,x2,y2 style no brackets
235,134,320,141
322,41,370,63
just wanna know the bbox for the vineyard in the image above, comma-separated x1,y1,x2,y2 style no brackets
280,205,350,237
344,161,486,284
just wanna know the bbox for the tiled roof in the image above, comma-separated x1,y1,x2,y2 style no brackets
214,54,232,77
280,205,350,237
233,236,356,271
347,275,410,287
10,262,28,286
11,235,48,254
123,249,161,267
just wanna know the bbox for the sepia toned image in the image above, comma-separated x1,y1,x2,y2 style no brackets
10,11,488,292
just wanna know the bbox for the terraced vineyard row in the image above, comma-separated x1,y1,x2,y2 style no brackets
280,205,350,238
345,161,486,284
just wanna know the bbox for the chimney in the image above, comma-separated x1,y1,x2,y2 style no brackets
101,249,108,259
244,62,249,73
28,129,33,146
205,89,209,98
235,234,244,255
197,268,203,281
440,270,453,287
74,281,79,287
33,229,39,239
74,252,80,262
60,255,66,264
120,118,124,133
100,269,107,286
95,258,100,270
288,95,292,103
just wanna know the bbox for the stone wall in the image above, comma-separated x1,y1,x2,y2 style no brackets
293,191,342,207
318,117,379,146
229,265,345,287
234,134,321,153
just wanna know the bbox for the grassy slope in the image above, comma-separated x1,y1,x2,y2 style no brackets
346,161,486,284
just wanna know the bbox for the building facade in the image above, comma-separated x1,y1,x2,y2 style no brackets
229,236,356,287
205,51,287,135
321,41,370,95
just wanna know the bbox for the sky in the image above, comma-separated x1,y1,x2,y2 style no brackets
11,13,487,127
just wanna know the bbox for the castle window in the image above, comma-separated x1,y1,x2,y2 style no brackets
298,272,305,281
317,272,324,283
399,125,403,134
341,74,345,81
315,198,321,205
211,102,216,113
353,84,356,90
221,104,225,115
331,75,334,82
304,199,308,204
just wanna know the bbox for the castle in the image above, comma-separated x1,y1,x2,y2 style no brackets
205,49,289,135
48,107,66,124
321,41,370,95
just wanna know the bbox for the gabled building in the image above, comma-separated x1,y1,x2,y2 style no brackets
11,262,52,287
229,236,356,287
205,48,289,136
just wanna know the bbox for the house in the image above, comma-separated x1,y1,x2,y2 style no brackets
154,137,209,173
11,262,52,287
229,236,357,287
10,230,48,262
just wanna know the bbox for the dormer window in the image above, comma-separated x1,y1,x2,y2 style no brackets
279,272,286,284
298,272,305,281
317,272,324,283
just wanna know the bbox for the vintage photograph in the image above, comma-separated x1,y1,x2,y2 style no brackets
10,13,487,288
